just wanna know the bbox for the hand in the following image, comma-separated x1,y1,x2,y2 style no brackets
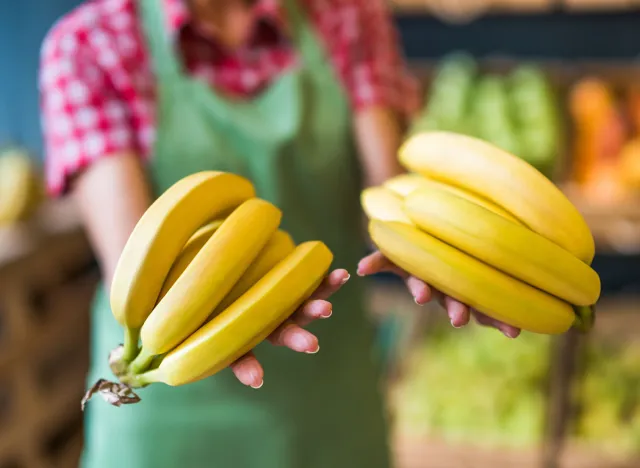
357,251,521,339
229,269,350,389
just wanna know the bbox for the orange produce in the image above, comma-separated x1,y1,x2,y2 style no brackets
568,78,627,196
619,138,640,190
626,85,640,136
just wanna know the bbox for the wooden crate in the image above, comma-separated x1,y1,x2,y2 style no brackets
0,200,98,468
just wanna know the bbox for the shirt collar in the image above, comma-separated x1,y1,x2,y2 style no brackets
163,0,285,36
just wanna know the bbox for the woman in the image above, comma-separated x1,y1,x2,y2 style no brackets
40,0,520,466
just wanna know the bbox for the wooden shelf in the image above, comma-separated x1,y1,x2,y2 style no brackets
390,0,640,19
392,435,640,468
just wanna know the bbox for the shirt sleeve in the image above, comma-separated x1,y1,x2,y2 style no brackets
330,0,423,117
39,25,137,197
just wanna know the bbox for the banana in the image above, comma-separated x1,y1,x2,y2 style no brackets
157,220,225,301
404,187,601,306
384,173,522,224
134,198,282,368
368,220,576,334
0,149,37,224
211,229,296,316
132,241,333,387
110,171,255,360
399,131,595,263
159,225,296,317
361,186,413,224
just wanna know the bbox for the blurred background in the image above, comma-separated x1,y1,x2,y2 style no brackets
1,0,639,467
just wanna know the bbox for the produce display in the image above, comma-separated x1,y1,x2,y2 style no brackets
572,338,640,456
392,319,551,448
412,53,562,177
568,77,640,205
0,147,43,225
362,131,600,335
82,171,333,407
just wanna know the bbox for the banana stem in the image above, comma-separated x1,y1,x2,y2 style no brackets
129,347,157,375
136,368,164,386
122,327,141,363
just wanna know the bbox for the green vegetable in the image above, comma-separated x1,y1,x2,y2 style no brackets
508,64,562,176
421,52,478,134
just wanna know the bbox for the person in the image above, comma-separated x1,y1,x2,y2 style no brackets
39,0,520,466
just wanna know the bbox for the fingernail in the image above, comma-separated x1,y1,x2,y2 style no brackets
292,333,315,350
250,380,264,389
321,307,333,319
451,320,462,329
414,297,424,306
503,329,517,339
306,345,320,355
356,269,365,277
341,274,351,285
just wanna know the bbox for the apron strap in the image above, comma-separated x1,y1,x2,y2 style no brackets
280,0,328,70
138,0,182,81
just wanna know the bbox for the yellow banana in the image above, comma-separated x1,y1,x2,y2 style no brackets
368,220,575,334
110,171,255,360
361,186,413,224
134,198,282,368
0,149,37,224
404,187,601,306
212,229,296,316
399,131,595,263
133,241,333,387
384,173,522,224
157,220,225,301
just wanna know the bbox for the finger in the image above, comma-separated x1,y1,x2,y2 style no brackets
446,296,471,328
291,299,332,327
472,310,521,339
308,269,350,302
230,352,264,389
357,251,408,278
405,276,432,305
267,322,320,354
358,252,434,304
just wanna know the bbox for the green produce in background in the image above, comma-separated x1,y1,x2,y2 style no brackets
411,55,562,179
466,74,523,157
572,339,640,456
412,52,477,135
508,65,562,177
393,319,551,449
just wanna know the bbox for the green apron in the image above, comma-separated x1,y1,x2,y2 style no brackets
80,0,390,466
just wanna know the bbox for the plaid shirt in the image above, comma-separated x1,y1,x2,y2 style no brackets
39,0,420,195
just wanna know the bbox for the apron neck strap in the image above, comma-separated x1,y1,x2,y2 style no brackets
280,0,325,68
138,0,182,80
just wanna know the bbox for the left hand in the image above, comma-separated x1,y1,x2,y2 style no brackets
357,251,522,339
229,269,350,389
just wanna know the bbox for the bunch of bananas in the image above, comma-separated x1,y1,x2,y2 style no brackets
362,131,600,335
84,171,333,407
0,147,43,225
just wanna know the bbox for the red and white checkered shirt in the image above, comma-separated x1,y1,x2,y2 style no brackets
39,0,421,196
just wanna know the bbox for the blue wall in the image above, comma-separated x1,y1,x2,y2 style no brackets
0,0,83,159
1,2,640,162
